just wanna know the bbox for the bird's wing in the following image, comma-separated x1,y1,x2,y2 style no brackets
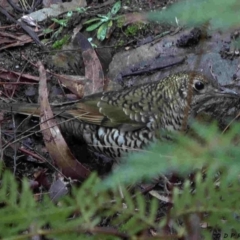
59,87,158,130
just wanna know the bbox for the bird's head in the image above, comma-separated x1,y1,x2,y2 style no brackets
153,72,239,131
167,72,239,112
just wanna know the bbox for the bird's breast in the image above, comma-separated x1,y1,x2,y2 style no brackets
81,125,156,159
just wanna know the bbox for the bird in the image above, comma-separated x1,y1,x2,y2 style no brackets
0,72,238,160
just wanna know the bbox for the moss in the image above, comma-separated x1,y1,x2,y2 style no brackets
116,16,125,28
125,23,146,37
117,39,125,47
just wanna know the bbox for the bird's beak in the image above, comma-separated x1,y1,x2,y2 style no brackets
214,86,239,98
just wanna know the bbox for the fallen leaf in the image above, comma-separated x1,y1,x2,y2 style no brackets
37,61,90,180
73,32,104,95
54,74,90,98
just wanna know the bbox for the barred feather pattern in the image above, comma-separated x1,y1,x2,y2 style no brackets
58,118,155,159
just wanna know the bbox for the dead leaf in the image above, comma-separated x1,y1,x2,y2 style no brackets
0,68,40,82
55,74,90,98
0,28,43,50
73,32,104,95
49,178,68,202
37,61,90,180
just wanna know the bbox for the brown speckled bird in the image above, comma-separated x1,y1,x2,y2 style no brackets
0,72,238,160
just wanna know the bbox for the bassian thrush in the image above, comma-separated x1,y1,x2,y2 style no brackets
0,72,238,160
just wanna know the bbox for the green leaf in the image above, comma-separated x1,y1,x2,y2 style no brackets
83,18,101,25
108,19,113,28
105,20,113,37
51,18,68,27
97,14,109,22
67,11,73,17
97,22,108,41
86,21,103,31
111,1,121,16
76,7,87,13
43,28,53,34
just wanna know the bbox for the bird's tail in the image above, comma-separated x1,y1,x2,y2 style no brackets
0,102,41,117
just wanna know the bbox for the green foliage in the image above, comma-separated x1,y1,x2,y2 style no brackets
83,1,121,41
50,12,73,43
147,0,240,30
124,23,146,37
102,122,240,237
52,17,69,27
52,35,71,49
76,7,88,14
116,39,125,47
171,170,240,238
1,123,240,238
0,170,159,239
104,122,240,187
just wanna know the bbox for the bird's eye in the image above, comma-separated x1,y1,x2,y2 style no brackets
194,81,205,91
